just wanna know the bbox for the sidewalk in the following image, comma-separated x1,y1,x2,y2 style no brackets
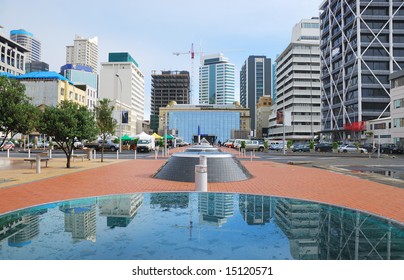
0,148,403,224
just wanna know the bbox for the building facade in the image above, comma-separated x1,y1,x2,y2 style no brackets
99,52,145,136
0,33,28,75
199,54,235,105
319,0,404,141
150,70,190,132
240,55,272,132
26,61,49,73
390,69,404,146
158,102,250,144
60,64,98,111
16,71,86,107
256,96,272,138
66,35,98,73
269,18,321,142
10,29,41,63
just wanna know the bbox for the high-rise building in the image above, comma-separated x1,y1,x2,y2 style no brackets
269,18,321,141
0,33,28,75
66,35,98,73
150,70,190,132
319,0,404,141
199,53,235,105
10,29,41,63
240,55,272,132
25,61,49,73
99,52,145,136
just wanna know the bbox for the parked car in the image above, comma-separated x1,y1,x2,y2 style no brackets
136,139,154,152
176,139,190,147
292,144,310,152
379,143,404,154
314,143,333,152
338,144,368,154
360,143,374,153
84,139,119,151
223,139,235,148
0,141,15,151
245,140,265,152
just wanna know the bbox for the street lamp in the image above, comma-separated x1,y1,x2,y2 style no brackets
161,112,168,156
115,74,122,153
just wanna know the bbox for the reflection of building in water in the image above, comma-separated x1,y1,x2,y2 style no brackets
7,214,41,248
318,209,404,260
239,195,273,225
99,194,143,228
59,203,97,242
198,193,234,227
0,214,25,246
150,193,189,209
275,198,321,260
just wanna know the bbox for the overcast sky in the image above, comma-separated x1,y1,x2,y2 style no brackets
1,0,322,118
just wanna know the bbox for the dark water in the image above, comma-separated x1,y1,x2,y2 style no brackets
0,192,403,260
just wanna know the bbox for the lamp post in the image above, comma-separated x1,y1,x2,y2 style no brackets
115,74,122,153
164,111,168,156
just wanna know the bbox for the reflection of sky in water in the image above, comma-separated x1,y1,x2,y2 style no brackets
0,193,402,260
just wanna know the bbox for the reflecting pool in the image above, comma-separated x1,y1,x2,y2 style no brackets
0,192,403,260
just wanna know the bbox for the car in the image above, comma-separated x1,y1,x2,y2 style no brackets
176,139,190,147
292,144,310,152
223,139,235,148
0,141,15,151
314,143,333,152
338,144,368,154
379,143,404,154
361,143,375,153
244,140,265,152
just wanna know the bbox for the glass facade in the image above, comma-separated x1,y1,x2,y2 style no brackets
169,111,240,143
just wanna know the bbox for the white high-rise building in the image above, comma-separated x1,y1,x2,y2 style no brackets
268,18,321,142
10,29,41,63
66,35,98,73
199,53,235,105
0,33,27,75
99,52,145,136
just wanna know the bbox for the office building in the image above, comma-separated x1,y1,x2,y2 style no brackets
390,70,404,146
10,29,41,63
240,55,272,132
199,53,235,105
99,52,145,136
269,18,321,141
319,0,404,141
25,61,49,73
159,102,250,144
150,70,190,132
60,64,98,110
0,33,28,75
66,35,98,73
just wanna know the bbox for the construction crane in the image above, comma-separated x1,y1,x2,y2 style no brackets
173,43,203,104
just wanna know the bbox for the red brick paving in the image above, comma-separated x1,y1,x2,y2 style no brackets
0,151,403,223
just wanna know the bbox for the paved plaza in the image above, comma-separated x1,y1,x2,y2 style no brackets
0,147,403,224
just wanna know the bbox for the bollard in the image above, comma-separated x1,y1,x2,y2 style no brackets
134,150,137,160
93,149,97,159
199,155,207,166
250,151,253,161
7,148,10,158
195,164,208,192
36,154,41,174
116,150,119,160
155,149,158,160
49,149,52,159
28,149,31,158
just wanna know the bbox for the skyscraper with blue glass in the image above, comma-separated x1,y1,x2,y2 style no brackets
199,54,235,105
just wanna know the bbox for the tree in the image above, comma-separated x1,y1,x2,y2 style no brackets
0,76,40,146
94,98,117,162
39,100,98,168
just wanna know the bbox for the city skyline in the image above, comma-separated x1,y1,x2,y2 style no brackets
0,0,322,118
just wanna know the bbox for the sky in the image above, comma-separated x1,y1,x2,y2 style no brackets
0,0,322,119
